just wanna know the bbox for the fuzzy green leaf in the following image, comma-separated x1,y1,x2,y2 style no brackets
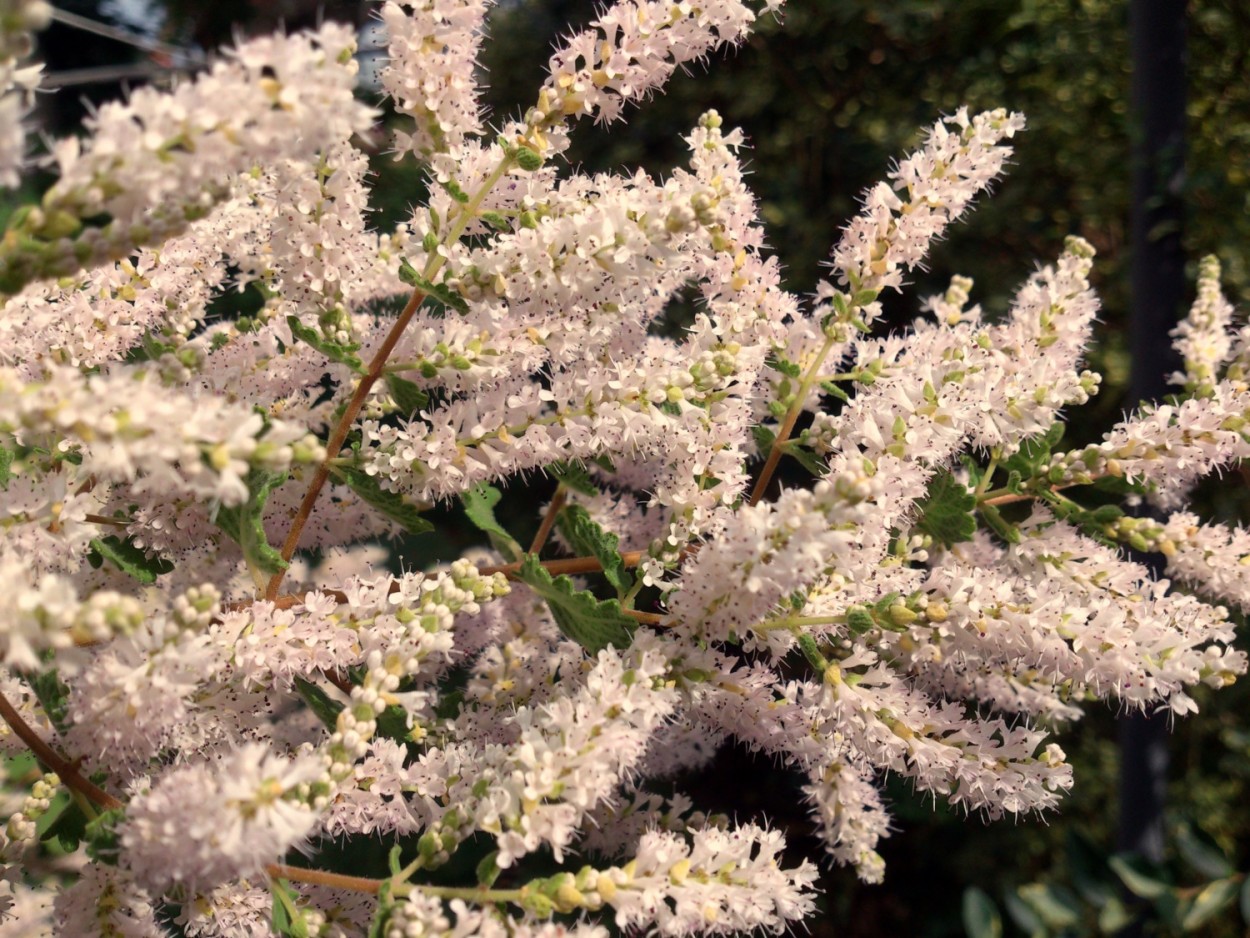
214,469,289,577
751,424,776,455
914,469,977,547
385,374,429,416
517,554,635,653
270,880,310,938
1002,422,1065,481
549,462,598,496
557,505,632,598
461,484,522,562
294,677,344,730
398,260,469,314
340,467,433,536
87,535,174,584
286,316,364,374
0,444,12,488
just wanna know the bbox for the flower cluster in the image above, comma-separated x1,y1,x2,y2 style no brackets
0,2,1247,936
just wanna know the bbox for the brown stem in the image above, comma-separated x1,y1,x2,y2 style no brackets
528,486,567,555
265,287,427,601
84,513,129,528
267,863,383,894
0,691,122,810
748,416,799,507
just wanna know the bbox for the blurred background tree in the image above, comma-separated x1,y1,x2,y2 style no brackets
17,1,1250,934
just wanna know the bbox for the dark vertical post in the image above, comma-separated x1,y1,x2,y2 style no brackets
1120,0,1186,927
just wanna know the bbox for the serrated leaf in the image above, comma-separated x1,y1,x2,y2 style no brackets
549,462,598,496
87,535,173,584
1109,853,1170,899
84,807,125,864
42,795,89,852
24,669,70,733
294,677,344,729
385,374,429,416
340,467,434,536
1176,822,1234,878
557,505,632,598
1002,422,1065,481
398,260,469,314
1181,877,1239,931
461,484,522,562
766,354,802,378
785,442,827,478
751,424,776,455
287,316,365,374
517,554,635,653
214,469,289,577
914,469,977,547
34,790,70,842
962,887,1002,938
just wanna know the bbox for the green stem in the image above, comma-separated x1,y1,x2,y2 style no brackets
750,332,841,506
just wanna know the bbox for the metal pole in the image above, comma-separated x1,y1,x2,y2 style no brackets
1119,1,1186,932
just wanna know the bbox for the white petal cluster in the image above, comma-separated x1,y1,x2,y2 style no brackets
1171,254,1234,395
0,365,324,508
1,23,374,292
0,1,47,190
121,744,326,891
381,0,492,161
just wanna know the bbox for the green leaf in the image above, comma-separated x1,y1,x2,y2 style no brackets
1176,822,1234,879
517,554,635,654
87,535,174,584
376,704,413,743
1109,853,1171,899
340,467,434,536
270,880,310,938
751,424,776,455
962,887,1002,938
1181,877,1240,931
1016,883,1080,929
549,462,598,496
34,790,71,841
0,444,13,488
765,354,802,378
914,469,977,547
461,484,522,562
1002,423,1065,481
476,850,501,887
784,442,827,478
294,677,344,729
84,807,126,864
557,505,633,598
1065,830,1116,906
368,882,396,938
24,669,70,733
1002,891,1047,937
214,469,289,577
398,260,469,314
1097,896,1134,933
286,316,365,374
385,374,430,416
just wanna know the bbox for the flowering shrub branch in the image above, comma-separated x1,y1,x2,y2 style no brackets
0,0,1246,935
